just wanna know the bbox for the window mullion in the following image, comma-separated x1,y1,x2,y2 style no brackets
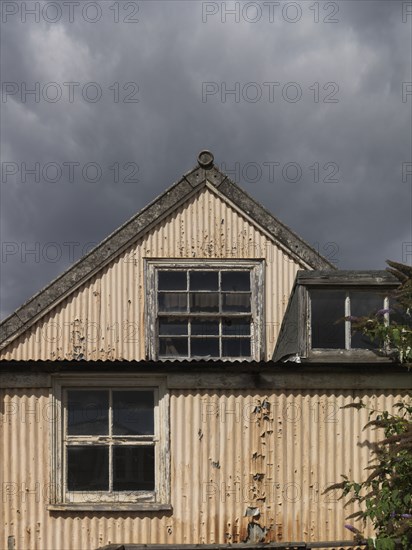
219,318,222,358
186,270,189,314
188,316,191,357
218,270,222,314
383,296,389,326
384,295,390,352
187,270,190,357
345,293,351,350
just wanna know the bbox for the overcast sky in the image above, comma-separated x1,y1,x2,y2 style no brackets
1,0,411,320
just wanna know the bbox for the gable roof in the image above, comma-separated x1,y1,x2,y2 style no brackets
0,150,335,350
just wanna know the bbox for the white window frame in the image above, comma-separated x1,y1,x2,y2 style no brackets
49,374,170,511
308,288,390,351
145,259,265,361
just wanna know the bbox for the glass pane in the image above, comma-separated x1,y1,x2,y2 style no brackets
190,271,218,291
159,318,188,335
158,271,186,290
190,293,219,312
311,290,346,349
113,446,154,491
158,292,187,312
191,318,219,335
67,446,108,491
350,292,385,317
221,271,250,291
351,330,379,350
159,337,188,357
191,338,219,357
222,293,251,312
389,297,412,327
222,338,251,357
350,292,384,349
113,391,154,436
222,318,251,336
67,390,109,435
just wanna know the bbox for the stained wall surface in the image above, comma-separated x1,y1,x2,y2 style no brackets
1,387,408,549
0,187,307,361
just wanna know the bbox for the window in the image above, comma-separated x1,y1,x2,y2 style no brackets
145,260,264,360
310,289,389,350
50,376,170,511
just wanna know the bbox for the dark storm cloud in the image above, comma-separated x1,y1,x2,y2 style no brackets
1,0,411,319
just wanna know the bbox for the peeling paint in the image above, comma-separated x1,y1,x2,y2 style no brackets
1,387,408,548
244,506,260,518
244,520,267,543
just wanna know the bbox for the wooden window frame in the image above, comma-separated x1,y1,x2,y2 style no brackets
145,259,265,361
49,375,170,512
307,287,390,355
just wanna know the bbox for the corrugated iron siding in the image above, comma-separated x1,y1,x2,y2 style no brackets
1,387,407,549
0,187,305,361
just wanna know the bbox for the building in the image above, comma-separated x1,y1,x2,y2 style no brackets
0,151,410,550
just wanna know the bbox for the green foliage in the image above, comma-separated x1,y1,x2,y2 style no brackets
326,401,412,548
367,538,397,550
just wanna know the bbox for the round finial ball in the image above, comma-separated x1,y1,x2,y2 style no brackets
197,150,214,169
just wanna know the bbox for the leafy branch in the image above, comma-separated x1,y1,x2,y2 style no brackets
326,401,412,549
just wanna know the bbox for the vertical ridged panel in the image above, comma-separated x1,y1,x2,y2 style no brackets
1,187,303,361
1,388,409,549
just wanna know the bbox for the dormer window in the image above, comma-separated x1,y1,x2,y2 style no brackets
310,289,389,350
272,270,400,362
145,260,264,360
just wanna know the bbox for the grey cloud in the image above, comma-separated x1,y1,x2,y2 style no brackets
1,0,411,319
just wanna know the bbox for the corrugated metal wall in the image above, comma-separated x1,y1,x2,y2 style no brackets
0,187,305,361
1,387,408,549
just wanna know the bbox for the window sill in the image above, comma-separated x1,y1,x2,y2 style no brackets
48,503,172,512
306,349,393,362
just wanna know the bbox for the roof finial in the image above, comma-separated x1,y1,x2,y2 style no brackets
197,150,214,169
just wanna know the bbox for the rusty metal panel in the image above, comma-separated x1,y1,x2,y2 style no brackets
1,387,409,549
0,188,304,361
